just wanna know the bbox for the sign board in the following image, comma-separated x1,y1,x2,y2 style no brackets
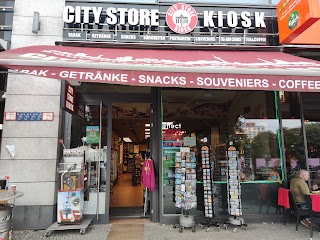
5,112,54,121
163,141,182,148
277,0,320,44
183,137,196,147
62,3,270,46
86,126,99,144
64,82,76,114
2,45,320,92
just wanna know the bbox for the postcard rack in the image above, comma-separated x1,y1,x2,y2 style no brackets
173,150,197,233
200,145,219,232
224,143,247,232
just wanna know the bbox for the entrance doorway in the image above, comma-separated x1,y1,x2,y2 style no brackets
109,102,151,219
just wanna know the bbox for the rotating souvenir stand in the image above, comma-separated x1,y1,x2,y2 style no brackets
200,146,220,232
223,144,247,232
173,150,197,233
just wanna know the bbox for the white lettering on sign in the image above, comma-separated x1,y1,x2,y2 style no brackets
63,5,159,26
59,71,129,83
13,68,320,92
68,85,74,95
278,79,320,90
66,101,74,112
63,5,265,30
143,35,166,41
162,123,182,130
196,77,269,88
91,33,112,39
65,84,75,113
138,75,186,85
203,11,266,28
19,69,48,76
68,32,82,38
121,35,137,40
67,92,74,103
63,6,103,24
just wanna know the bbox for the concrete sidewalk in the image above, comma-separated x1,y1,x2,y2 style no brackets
12,221,318,240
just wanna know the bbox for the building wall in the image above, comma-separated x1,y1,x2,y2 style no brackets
0,0,64,229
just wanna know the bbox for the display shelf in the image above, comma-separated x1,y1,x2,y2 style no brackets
224,144,247,232
110,150,119,185
132,154,143,186
201,145,219,231
226,146,241,216
123,145,129,172
175,150,197,210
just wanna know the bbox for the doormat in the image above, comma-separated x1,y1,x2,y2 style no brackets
108,224,144,240
110,207,144,218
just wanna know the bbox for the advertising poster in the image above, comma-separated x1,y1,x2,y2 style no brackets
162,148,180,186
57,190,84,224
86,126,99,144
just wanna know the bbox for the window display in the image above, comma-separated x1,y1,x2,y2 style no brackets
162,89,283,216
175,149,197,210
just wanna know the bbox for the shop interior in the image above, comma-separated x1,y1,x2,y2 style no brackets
108,107,151,218
67,83,153,218
70,91,152,218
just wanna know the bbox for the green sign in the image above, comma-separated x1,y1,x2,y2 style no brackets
288,11,299,30
86,126,99,144
162,147,180,186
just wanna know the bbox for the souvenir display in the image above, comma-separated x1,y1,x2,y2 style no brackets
200,145,220,231
201,146,214,218
175,150,197,210
224,143,247,231
226,146,242,216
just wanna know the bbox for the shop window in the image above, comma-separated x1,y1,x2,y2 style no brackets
280,92,305,180
161,90,283,216
302,93,320,187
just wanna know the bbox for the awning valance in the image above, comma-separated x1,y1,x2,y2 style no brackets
0,45,320,92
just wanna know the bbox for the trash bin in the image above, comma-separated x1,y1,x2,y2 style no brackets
0,205,12,240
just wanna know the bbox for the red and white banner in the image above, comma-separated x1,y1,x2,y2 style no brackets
0,45,320,92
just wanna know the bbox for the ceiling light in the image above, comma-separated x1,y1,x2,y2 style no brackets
145,129,150,132
145,123,150,127
123,137,132,143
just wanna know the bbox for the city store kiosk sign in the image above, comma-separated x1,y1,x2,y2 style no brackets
62,3,267,45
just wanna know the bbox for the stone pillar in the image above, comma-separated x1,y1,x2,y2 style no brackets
0,0,64,229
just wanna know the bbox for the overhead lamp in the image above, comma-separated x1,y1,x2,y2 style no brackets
145,123,150,127
123,137,132,143
145,129,150,132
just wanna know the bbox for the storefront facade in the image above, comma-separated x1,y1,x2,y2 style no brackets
0,0,320,230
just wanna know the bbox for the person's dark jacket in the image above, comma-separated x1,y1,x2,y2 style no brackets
290,176,310,204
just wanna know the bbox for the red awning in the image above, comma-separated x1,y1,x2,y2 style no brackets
0,45,320,92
